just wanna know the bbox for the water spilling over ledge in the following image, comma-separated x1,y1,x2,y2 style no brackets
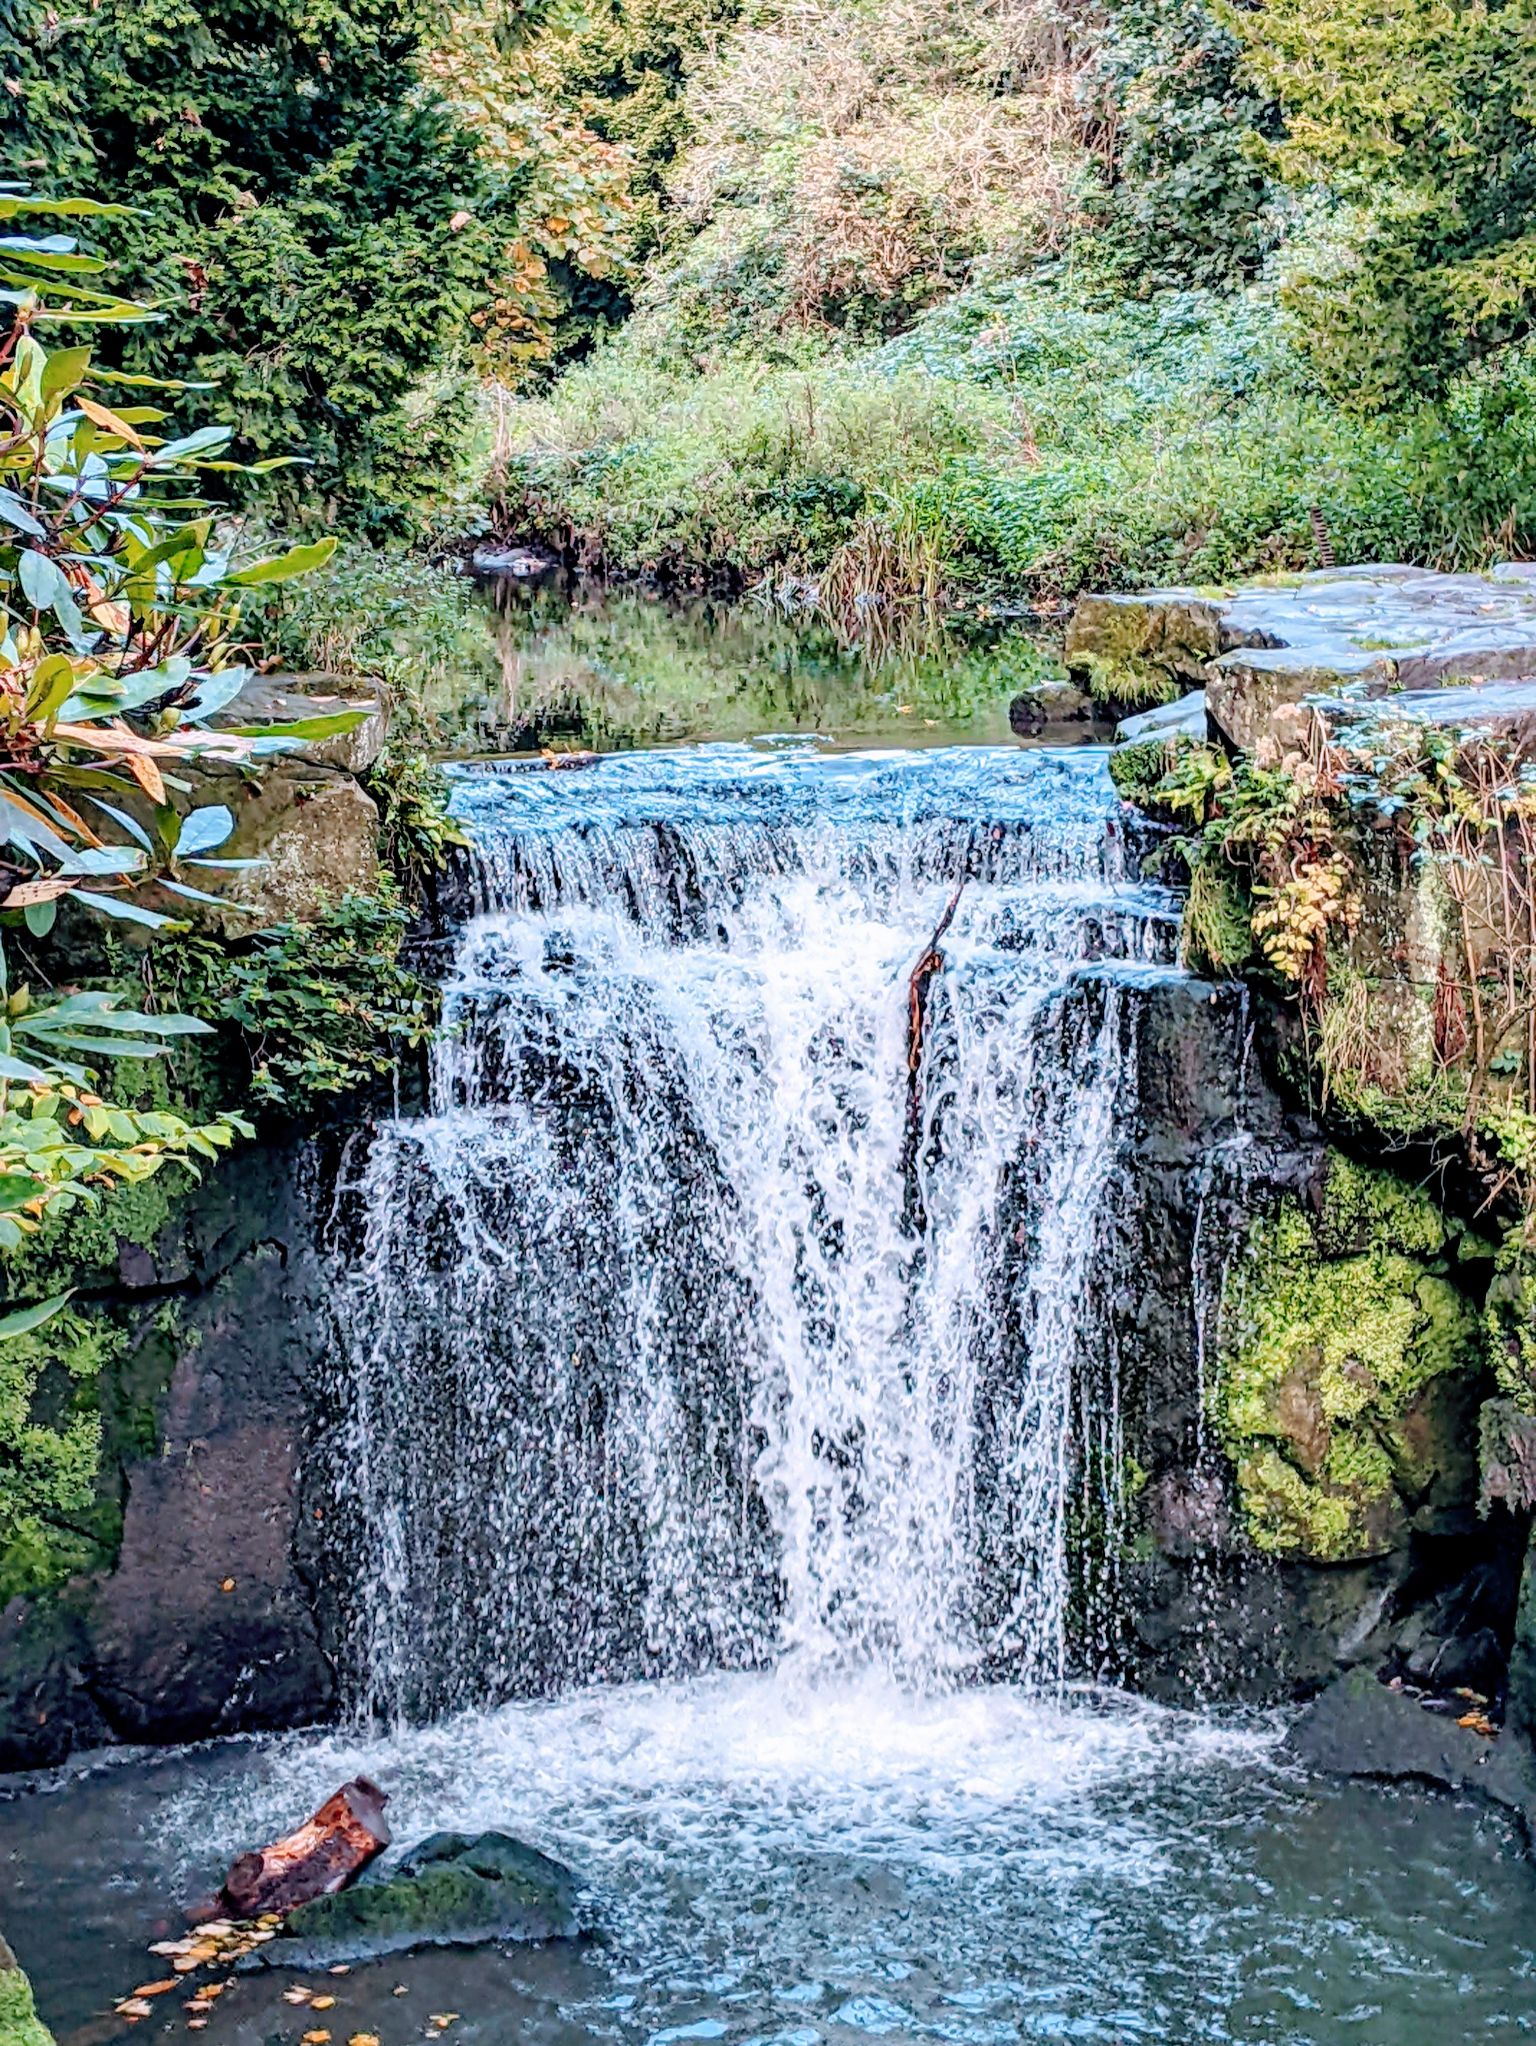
323,745,1234,1719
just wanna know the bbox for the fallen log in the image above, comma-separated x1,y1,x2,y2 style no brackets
216,1778,391,1920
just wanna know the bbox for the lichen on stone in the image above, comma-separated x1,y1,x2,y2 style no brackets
1215,1150,1482,1563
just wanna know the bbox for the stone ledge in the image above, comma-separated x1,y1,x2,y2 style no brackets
1068,563,1536,750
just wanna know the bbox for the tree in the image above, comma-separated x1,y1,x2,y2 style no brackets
7,0,497,529
1231,0,1536,406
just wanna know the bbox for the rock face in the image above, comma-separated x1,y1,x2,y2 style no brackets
1093,969,1519,1705
0,1138,338,1769
254,1831,583,1970
1066,563,1536,749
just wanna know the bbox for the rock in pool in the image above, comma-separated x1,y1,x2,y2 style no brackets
250,1830,584,1969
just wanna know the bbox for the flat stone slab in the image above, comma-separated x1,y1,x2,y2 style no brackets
1067,564,1536,750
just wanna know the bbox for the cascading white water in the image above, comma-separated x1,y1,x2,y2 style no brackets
328,744,1179,1720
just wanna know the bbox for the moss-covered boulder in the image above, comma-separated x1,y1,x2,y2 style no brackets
0,1933,53,2046
254,1831,583,1970
1216,1154,1484,1563
1064,590,1224,711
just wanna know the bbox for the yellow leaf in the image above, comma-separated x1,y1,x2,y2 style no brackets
311,1995,337,2010
78,396,146,448
126,749,167,803
303,2029,333,2042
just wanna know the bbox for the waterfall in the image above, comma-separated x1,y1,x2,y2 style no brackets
327,745,1180,1721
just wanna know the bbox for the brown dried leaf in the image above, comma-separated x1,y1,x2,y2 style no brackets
302,2029,333,2043
311,1995,337,2010
132,1980,179,1997
115,2000,154,2019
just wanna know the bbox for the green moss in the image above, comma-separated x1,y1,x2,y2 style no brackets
0,1168,191,1309
1216,1150,1481,1562
0,1308,126,1603
1484,1231,1536,1408
1315,1151,1448,1259
0,1944,54,2046
0,1298,186,1605
1079,652,1183,711
1182,859,1255,975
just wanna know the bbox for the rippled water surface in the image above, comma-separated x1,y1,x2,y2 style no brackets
5,1675,1535,2046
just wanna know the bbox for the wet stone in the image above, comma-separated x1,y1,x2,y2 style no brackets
251,1831,584,1970
1066,564,1536,751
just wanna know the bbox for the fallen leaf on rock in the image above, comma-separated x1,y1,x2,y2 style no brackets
429,2016,460,2030
173,1957,202,1973
132,1980,179,1996
149,1941,190,1957
348,2034,380,2046
312,1995,338,2010
329,1966,351,1976
189,2023,208,2033
393,1986,408,1997
185,2000,213,2015
114,2000,154,2019
303,2030,333,2043
284,1988,315,2005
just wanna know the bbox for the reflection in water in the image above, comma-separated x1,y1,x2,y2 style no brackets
425,579,1068,754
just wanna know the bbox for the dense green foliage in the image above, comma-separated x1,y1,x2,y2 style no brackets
501,281,1536,596
133,892,433,1108
1090,0,1284,294
9,0,504,528
1233,0,1536,407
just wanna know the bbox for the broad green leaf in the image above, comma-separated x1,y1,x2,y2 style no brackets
0,485,45,537
227,536,338,586
0,1288,75,1336
71,889,174,928
227,710,368,741
176,804,234,854
39,345,92,401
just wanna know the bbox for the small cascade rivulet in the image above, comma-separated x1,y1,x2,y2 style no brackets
326,744,1185,1721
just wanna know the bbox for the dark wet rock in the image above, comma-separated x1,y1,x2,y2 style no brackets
471,543,559,579
0,1138,338,1769
1288,1666,1536,1831
216,673,390,775
253,1831,583,1969
1007,679,1093,733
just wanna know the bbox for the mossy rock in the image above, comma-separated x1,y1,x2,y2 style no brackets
1065,592,1222,710
1216,1152,1483,1563
0,1934,54,2046
254,1831,583,1970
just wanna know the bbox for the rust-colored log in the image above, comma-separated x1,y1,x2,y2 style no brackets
218,1777,390,1919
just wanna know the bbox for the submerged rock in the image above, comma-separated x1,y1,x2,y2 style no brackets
1289,1666,1536,1833
253,1830,583,1969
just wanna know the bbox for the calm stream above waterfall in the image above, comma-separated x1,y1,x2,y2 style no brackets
5,608,1536,2044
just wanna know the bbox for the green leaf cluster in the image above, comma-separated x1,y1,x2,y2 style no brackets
1230,0,1536,404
